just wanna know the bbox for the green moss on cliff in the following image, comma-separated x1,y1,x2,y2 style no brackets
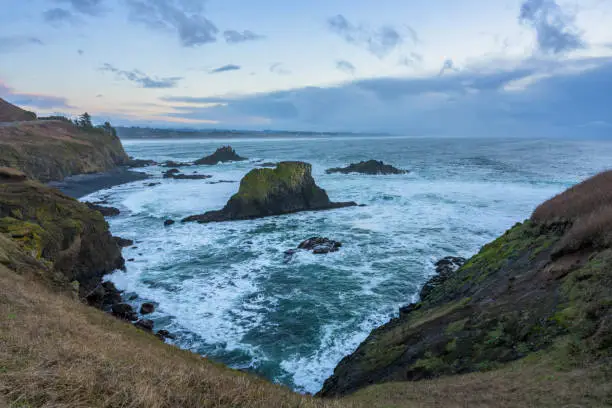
234,162,312,202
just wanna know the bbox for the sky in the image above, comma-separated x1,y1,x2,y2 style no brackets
1,0,612,136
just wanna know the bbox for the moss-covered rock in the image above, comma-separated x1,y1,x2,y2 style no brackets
0,174,124,295
182,162,357,223
319,174,612,397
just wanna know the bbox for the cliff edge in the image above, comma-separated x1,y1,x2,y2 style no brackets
319,171,612,397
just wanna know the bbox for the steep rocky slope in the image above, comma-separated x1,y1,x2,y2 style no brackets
183,161,357,223
0,168,123,295
320,171,612,397
0,113,128,182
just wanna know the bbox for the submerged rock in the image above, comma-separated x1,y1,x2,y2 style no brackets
134,319,154,332
85,202,121,217
194,146,247,165
164,219,175,227
140,302,155,315
298,237,342,254
126,159,157,168
156,329,177,341
326,160,408,175
114,237,134,248
161,160,191,167
182,162,357,223
163,168,211,180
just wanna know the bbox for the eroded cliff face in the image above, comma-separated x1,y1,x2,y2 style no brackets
0,168,124,296
0,120,129,182
320,172,612,397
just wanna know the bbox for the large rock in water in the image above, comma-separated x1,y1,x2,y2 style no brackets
194,146,247,165
182,162,357,223
0,171,124,296
326,160,408,175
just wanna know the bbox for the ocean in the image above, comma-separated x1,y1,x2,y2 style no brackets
82,135,612,393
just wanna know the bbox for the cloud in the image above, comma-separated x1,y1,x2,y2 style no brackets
223,30,264,43
270,63,291,75
519,0,585,54
157,57,612,136
327,14,413,58
336,60,356,75
55,0,106,16
0,81,73,109
209,64,241,74
0,36,43,53
126,0,218,47
438,59,458,76
43,8,76,25
399,52,423,67
100,63,182,88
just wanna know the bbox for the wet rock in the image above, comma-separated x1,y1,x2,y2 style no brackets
419,256,466,301
156,329,177,341
134,319,154,332
163,168,211,180
140,302,155,315
326,160,408,175
399,302,422,317
182,162,357,223
86,281,122,309
112,303,138,321
114,237,134,248
298,237,342,254
85,202,121,217
164,219,175,227
194,146,247,165
127,258,135,262
146,182,161,187
127,159,157,168
162,160,191,167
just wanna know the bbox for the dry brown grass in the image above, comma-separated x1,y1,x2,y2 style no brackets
0,264,351,408
532,170,612,255
532,170,612,223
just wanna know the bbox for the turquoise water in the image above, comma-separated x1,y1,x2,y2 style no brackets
83,136,612,393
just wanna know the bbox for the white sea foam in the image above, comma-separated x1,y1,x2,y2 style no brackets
83,136,612,394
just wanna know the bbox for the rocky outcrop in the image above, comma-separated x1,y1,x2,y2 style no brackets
182,162,357,223
194,146,247,165
0,172,124,296
418,256,466,301
140,302,155,315
126,158,157,168
0,119,129,182
161,160,192,167
326,160,408,175
164,219,175,227
0,97,37,122
86,202,121,217
297,237,342,254
319,172,612,397
163,168,212,180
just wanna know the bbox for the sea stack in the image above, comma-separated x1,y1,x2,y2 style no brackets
182,161,357,223
194,146,247,165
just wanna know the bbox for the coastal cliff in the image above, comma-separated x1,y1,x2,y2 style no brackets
319,171,612,397
0,100,129,182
